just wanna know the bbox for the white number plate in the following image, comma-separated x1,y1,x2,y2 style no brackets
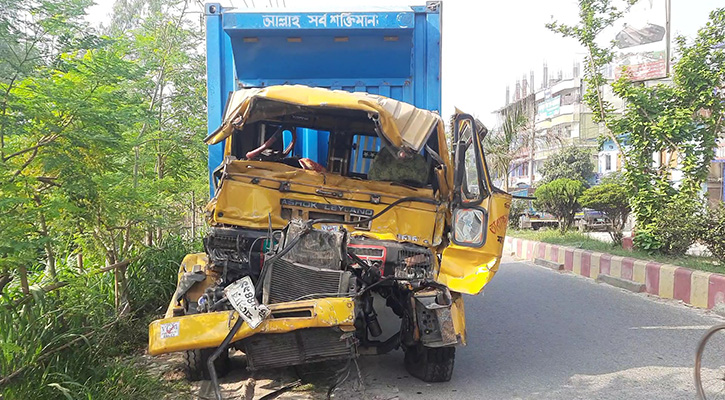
224,276,270,329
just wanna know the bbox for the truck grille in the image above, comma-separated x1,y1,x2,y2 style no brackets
263,258,353,304
242,328,355,370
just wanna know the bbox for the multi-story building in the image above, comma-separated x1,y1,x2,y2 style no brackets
496,63,622,190
496,65,724,207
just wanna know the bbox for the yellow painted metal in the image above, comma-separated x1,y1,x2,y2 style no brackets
152,92,517,359
208,160,447,248
438,192,512,295
149,297,356,355
450,292,466,345
205,85,444,155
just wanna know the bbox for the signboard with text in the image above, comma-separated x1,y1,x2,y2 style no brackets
613,1,668,81
537,96,561,119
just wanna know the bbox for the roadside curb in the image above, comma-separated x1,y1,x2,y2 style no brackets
534,258,564,271
596,274,646,293
504,236,725,310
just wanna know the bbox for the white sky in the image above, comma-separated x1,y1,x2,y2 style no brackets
86,0,722,127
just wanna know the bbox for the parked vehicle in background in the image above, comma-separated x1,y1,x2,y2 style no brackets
575,208,613,232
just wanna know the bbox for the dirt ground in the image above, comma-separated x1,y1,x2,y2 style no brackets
147,350,401,400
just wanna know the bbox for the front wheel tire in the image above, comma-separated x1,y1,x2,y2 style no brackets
184,347,230,381
403,344,455,382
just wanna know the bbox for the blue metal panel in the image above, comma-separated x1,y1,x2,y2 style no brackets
223,12,414,30
205,3,442,193
350,135,381,175
206,3,236,197
228,32,413,81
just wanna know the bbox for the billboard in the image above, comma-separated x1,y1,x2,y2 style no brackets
537,95,561,120
613,0,668,81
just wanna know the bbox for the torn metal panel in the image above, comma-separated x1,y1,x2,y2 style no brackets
204,85,442,153
414,289,458,347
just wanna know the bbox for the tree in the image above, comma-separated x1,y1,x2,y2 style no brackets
579,183,630,244
548,3,725,252
534,178,585,233
700,204,725,263
486,105,527,192
540,146,595,185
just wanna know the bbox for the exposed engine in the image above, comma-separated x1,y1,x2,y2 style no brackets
180,217,450,371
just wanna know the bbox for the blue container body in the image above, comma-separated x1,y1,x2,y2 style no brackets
204,2,442,194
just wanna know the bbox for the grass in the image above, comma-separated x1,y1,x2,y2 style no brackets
507,229,725,274
0,236,196,400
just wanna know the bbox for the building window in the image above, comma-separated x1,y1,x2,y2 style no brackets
605,154,612,171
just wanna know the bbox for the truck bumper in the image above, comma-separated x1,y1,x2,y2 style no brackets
148,297,356,355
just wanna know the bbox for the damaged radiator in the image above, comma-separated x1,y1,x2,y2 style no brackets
243,328,356,370
263,258,353,304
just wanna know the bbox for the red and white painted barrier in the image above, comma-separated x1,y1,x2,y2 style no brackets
504,236,725,309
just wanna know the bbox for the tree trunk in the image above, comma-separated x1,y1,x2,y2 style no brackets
76,252,84,273
18,265,29,295
38,213,56,279
191,191,196,239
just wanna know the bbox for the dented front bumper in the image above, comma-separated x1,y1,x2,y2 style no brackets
148,297,356,355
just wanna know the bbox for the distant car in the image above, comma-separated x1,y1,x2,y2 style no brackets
575,209,612,232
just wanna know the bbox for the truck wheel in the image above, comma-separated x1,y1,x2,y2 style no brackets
403,344,455,382
184,347,230,381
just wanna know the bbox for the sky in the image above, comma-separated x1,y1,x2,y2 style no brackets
86,0,723,127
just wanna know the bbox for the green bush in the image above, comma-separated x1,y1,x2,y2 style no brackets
508,199,529,229
534,178,585,233
0,238,195,400
579,183,631,245
700,204,725,262
641,197,703,256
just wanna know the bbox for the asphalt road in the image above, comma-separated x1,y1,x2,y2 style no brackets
334,257,725,400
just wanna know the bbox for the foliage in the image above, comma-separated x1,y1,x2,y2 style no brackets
699,204,725,263
548,3,725,253
486,104,528,192
534,178,585,233
579,183,630,244
0,0,208,398
540,146,596,185
507,199,529,229
634,197,703,255
0,238,195,399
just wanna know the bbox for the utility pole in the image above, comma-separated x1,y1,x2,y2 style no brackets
665,0,671,76
530,101,536,187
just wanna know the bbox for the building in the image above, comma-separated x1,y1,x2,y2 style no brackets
496,62,623,189
708,139,725,206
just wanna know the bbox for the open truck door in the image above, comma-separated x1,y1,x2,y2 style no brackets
437,113,512,295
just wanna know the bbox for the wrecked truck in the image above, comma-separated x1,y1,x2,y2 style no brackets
148,85,512,385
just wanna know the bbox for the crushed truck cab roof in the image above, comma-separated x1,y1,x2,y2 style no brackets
205,85,444,153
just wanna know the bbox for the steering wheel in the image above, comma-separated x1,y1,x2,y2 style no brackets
246,127,296,159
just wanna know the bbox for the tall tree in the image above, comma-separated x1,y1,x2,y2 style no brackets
540,146,595,185
548,3,725,253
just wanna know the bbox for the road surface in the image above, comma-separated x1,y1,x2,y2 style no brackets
201,257,725,399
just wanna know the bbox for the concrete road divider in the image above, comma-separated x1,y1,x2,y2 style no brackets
505,236,725,310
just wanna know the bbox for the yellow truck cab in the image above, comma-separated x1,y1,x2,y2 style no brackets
148,85,511,386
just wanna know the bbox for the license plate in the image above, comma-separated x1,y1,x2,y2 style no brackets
224,276,270,329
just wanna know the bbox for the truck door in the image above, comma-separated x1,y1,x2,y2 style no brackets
437,114,512,295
